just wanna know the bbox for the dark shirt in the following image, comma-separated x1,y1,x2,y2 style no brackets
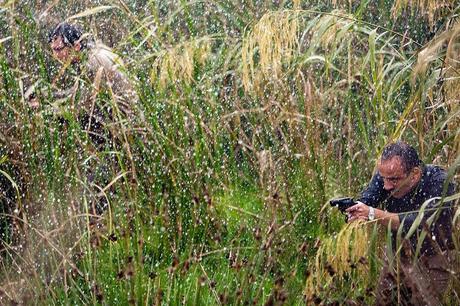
359,164,456,256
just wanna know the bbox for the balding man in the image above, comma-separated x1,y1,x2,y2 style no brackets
347,141,456,305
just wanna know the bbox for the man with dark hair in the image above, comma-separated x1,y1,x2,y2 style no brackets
49,22,86,45
346,141,457,305
29,22,140,214
48,22,87,62
43,22,137,117
380,141,421,173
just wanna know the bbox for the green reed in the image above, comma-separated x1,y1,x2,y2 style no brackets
0,0,459,304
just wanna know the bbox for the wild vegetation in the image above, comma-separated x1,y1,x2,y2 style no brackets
0,0,459,304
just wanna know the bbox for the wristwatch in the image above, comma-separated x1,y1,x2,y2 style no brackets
368,207,375,221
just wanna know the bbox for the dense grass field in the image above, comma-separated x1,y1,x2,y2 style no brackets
0,0,459,304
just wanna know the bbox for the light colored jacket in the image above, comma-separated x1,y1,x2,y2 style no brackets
85,42,138,118
52,41,139,121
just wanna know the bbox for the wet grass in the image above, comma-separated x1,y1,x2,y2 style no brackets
0,0,459,304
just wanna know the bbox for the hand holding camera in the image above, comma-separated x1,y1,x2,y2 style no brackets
330,197,374,222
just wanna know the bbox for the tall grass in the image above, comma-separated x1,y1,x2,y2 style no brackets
0,0,459,304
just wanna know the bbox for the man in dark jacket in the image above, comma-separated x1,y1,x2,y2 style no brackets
346,141,457,305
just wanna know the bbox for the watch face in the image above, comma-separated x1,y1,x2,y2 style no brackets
368,207,375,220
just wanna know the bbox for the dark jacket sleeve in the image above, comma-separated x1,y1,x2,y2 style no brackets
358,172,388,208
399,170,456,252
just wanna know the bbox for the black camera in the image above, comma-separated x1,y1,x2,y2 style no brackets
330,197,357,213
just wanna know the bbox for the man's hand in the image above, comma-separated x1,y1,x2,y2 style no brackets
346,201,370,222
346,201,401,230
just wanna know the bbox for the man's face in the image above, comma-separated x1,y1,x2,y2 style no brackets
50,36,80,63
378,156,418,198
50,36,70,62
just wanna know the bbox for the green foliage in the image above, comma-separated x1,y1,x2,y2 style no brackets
0,0,459,304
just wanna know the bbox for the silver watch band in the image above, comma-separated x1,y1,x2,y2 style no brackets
368,207,375,221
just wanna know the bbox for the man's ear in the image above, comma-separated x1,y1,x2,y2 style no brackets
412,167,422,181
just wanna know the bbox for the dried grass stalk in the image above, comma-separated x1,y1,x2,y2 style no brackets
413,21,460,160
305,221,371,299
392,0,454,25
150,38,211,88
241,10,300,92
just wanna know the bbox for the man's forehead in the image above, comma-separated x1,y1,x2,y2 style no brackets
379,156,405,172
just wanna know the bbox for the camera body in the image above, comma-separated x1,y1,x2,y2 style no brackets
329,197,357,213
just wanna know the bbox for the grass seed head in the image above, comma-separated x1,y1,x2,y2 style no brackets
151,38,211,88
305,222,371,300
242,10,299,93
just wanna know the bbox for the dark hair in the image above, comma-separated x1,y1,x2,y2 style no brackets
48,22,86,49
381,141,422,173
